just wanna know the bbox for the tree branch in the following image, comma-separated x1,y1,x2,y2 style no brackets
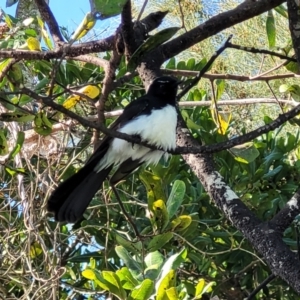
176,113,300,293
270,189,300,233
159,0,286,63
34,0,64,45
287,0,300,69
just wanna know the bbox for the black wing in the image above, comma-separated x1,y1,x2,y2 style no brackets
48,95,151,222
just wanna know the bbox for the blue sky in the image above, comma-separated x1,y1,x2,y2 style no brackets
0,0,119,39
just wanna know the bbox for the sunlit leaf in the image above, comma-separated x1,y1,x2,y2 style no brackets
165,287,179,299
27,37,41,51
102,271,127,300
70,12,97,41
63,85,101,109
82,268,96,280
94,0,128,19
156,270,176,300
116,267,139,290
171,215,192,232
129,279,154,300
195,278,205,297
229,142,260,164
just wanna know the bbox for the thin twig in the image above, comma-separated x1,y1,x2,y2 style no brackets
110,184,140,238
247,274,276,300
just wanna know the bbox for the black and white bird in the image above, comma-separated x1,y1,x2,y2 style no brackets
48,76,180,223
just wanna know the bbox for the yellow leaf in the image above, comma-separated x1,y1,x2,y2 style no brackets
63,85,101,109
211,108,231,135
29,242,43,258
165,287,179,299
217,111,231,134
27,37,41,51
71,12,97,41
152,199,169,231
171,215,192,231
82,268,96,280
157,270,176,300
195,278,205,297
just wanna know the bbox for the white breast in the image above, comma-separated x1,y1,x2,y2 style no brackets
96,104,177,171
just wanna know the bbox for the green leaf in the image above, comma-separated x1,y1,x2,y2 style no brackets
145,251,164,269
229,142,260,164
216,79,225,100
279,84,300,101
127,27,180,72
144,251,165,280
8,131,24,160
0,112,35,122
67,251,103,263
34,111,52,136
102,271,127,300
156,270,176,300
95,0,128,19
115,234,143,255
129,279,154,300
115,246,142,279
166,57,176,69
0,129,9,156
156,248,187,293
262,165,283,180
171,215,192,232
274,5,288,18
266,10,276,48
153,199,169,232
285,61,299,74
8,63,23,84
165,287,179,299
116,267,139,290
147,232,173,252
29,242,43,258
166,180,186,218
5,166,26,176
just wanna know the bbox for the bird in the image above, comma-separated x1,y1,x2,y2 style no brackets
47,76,180,223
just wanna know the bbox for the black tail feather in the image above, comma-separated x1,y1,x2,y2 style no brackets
48,162,112,223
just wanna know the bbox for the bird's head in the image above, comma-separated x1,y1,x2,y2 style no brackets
147,76,181,103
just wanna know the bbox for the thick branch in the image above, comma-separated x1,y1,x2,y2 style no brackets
121,0,136,58
34,0,64,44
159,0,285,63
0,11,167,61
173,103,300,154
287,0,300,70
270,189,300,233
176,114,300,294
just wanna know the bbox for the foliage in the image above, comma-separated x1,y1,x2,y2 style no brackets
0,0,299,299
